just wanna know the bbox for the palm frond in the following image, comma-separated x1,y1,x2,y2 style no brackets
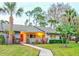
48,18,57,23
3,7,9,14
0,8,5,13
16,8,23,17
4,2,10,8
10,2,16,13
25,11,32,16
4,2,16,15
5,20,9,24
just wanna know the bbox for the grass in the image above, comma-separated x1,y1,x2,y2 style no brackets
37,41,79,56
0,44,39,56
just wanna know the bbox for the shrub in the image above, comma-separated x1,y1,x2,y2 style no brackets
0,35,5,44
49,39,68,44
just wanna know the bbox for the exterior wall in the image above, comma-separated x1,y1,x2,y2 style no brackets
20,32,45,44
26,32,45,43
47,34,60,39
16,32,60,44
14,32,20,43
55,35,60,39
36,32,45,38
46,34,60,43
19,32,61,44
15,33,20,38
51,35,60,39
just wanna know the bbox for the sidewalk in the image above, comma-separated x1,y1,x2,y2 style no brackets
23,44,53,56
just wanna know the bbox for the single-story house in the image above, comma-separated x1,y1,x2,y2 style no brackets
0,24,61,44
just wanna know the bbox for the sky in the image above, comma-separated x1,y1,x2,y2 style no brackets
0,2,79,25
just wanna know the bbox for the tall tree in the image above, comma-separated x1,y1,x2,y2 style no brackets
32,7,43,26
37,13,47,27
48,3,70,22
0,2,23,44
25,11,32,25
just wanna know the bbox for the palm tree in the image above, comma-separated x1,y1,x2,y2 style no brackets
25,11,32,25
0,2,23,44
48,18,57,29
63,8,77,24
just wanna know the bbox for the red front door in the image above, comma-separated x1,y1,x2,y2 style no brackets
20,34,23,42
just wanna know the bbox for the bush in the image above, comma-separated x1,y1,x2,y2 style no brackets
49,39,68,44
0,35,5,44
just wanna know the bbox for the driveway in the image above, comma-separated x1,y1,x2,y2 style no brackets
23,44,53,56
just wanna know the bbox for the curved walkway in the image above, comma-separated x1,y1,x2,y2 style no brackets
23,44,53,56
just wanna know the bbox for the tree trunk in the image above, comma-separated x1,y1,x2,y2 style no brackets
36,20,38,26
8,16,13,44
29,15,30,24
50,24,52,28
62,34,68,47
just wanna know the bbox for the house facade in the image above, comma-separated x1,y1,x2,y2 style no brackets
0,24,61,44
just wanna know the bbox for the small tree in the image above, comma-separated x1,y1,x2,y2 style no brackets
57,23,75,47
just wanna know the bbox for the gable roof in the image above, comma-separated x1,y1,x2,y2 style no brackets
34,26,55,33
0,24,54,33
1,24,43,32
13,25,27,32
25,26,43,32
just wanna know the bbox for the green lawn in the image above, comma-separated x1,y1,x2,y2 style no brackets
37,41,79,56
0,44,39,56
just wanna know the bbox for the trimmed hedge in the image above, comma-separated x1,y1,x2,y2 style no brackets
0,35,5,44
49,39,68,44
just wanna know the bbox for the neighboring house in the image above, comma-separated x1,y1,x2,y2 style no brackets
0,24,61,44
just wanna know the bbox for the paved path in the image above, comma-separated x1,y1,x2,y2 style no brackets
23,44,53,56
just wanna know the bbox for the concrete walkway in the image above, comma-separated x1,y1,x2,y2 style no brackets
23,44,53,56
